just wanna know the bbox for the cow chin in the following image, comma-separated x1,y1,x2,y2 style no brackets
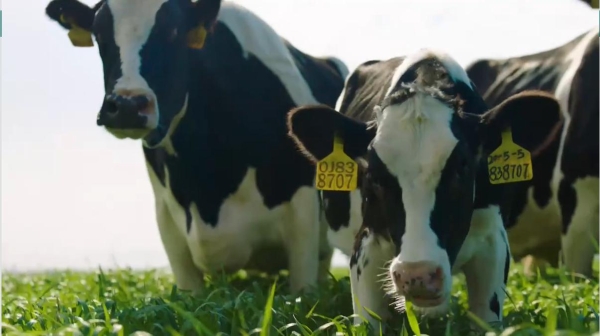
104,111,159,140
105,127,153,140
388,252,454,319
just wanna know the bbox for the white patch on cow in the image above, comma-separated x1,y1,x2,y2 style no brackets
386,49,472,97
350,231,395,328
145,160,205,293
561,176,599,276
148,162,321,292
459,205,509,323
217,2,318,106
374,93,458,299
327,189,363,256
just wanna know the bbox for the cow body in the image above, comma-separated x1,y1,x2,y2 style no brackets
466,27,599,277
287,49,563,329
45,0,348,293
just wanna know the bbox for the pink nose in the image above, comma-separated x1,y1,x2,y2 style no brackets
391,261,444,305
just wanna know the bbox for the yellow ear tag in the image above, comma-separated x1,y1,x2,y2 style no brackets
60,14,94,47
487,128,533,184
187,25,208,49
315,135,358,191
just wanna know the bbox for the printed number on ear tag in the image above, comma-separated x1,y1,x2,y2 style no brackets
315,135,358,191
187,25,208,49
487,128,533,184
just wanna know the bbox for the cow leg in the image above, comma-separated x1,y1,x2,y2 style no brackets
156,200,205,293
462,226,510,325
560,176,599,277
350,228,395,328
317,210,334,281
284,187,321,293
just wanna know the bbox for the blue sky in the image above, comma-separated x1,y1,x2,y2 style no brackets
1,0,597,271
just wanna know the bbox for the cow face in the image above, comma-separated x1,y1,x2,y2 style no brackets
287,57,562,314
45,0,221,145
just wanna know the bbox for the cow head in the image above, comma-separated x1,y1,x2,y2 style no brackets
287,52,562,315
45,0,221,146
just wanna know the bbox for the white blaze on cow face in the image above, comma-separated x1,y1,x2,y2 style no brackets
375,93,458,306
375,50,476,313
106,0,168,135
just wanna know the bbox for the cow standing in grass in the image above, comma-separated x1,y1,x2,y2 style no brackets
466,26,599,277
287,49,564,328
44,0,349,294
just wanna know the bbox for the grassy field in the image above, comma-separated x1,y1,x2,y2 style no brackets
2,266,598,336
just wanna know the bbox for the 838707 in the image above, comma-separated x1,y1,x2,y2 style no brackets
488,163,531,183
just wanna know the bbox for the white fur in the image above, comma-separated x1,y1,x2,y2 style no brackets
350,231,395,328
374,93,458,301
386,49,472,97
460,206,509,322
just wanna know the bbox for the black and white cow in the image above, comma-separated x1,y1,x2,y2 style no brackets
466,26,599,277
287,49,563,327
44,0,349,293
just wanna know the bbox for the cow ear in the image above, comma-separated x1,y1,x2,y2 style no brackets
287,104,376,163
45,0,99,47
479,90,563,156
184,0,222,49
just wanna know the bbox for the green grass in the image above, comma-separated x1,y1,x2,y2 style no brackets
2,266,598,336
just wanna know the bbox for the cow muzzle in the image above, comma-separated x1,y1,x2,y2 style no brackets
97,90,159,139
390,260,446,308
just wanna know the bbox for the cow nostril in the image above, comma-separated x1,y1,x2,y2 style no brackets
132,95,149,110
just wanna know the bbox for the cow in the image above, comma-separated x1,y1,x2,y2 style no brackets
44,0,349,294
286,49,564,329
466,26,599,278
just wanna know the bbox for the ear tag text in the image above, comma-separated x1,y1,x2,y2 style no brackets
60,14,94,47
187,24,208,49
315,135,358,191
487,128,533,184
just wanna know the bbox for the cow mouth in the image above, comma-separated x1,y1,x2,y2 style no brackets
407,294,445,308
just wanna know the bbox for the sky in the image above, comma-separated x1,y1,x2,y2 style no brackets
1,0,597,272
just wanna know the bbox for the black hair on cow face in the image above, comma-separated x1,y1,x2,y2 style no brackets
45,0,222,146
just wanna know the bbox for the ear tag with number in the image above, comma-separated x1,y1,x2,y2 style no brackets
487,128,533,184
315,135,358,191
60,14,94,47
187,24,208,49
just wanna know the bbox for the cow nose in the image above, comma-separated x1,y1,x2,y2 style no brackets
97,94,150,127
390,261,444,305
105,94,149,115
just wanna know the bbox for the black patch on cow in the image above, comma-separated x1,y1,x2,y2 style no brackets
185,207,192,233
489,292,501,318
503,245,511,284
558,178,577,234
322,191,350,231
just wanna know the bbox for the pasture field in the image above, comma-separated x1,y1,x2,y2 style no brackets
2,266,598,336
